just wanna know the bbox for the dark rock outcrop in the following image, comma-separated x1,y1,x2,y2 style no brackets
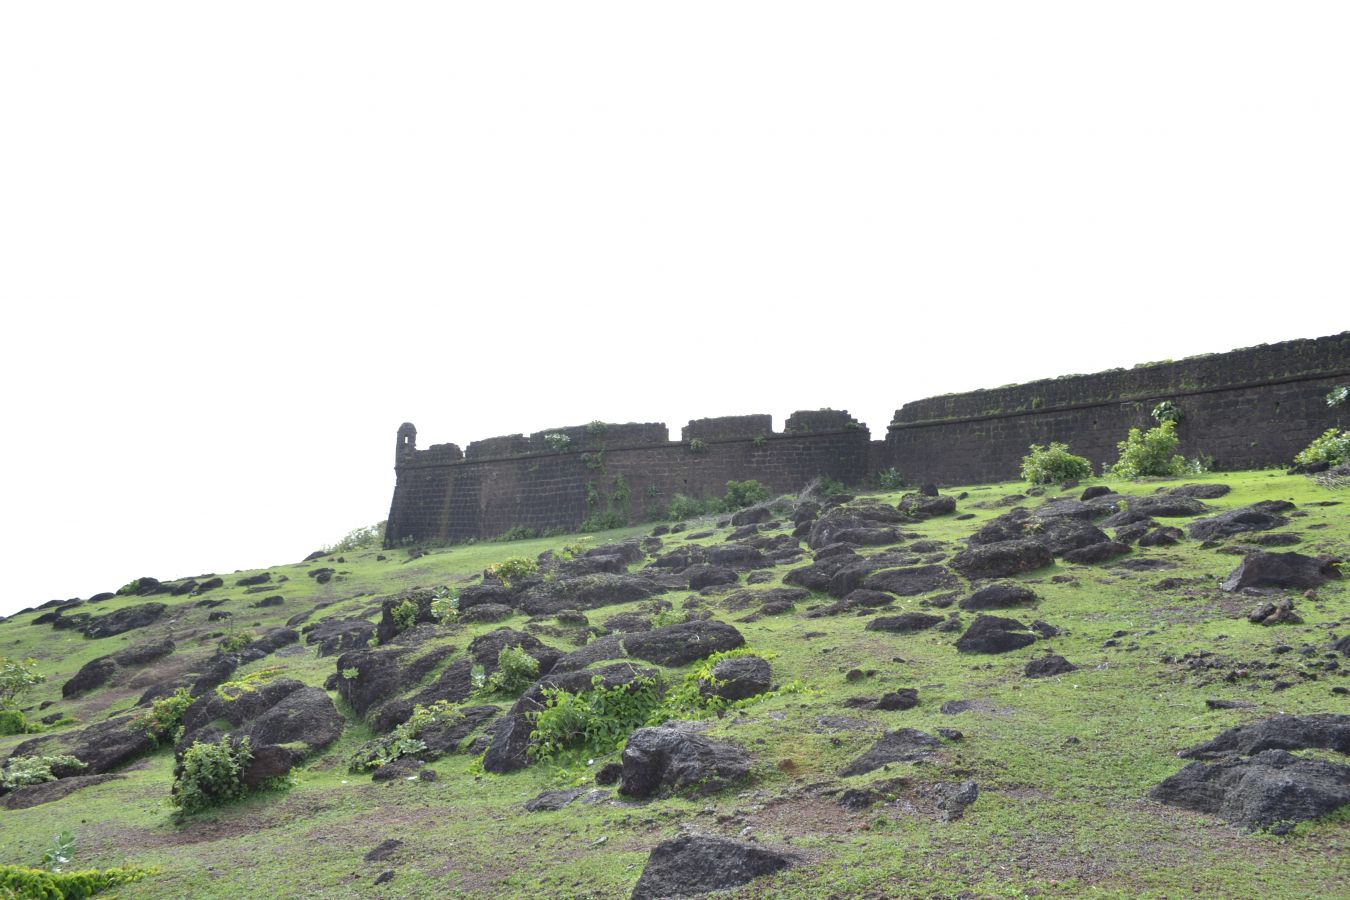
81,603,167,639
1219,552,1341,592
1188,501,1294,541
950,539,1053,580
959,582,1036,611
619,725,751,798
840,728,941,777
955,615,1037,654
1151,750,1350,830
630,834,795,900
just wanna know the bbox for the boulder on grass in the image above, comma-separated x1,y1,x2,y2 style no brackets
619,724,751,799
630,834,795,900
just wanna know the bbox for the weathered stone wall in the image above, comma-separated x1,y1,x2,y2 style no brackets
386,333,1349,543
881,332,1350,485
386,413,871,544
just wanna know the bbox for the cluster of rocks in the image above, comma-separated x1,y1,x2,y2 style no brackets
1151,715,1350,831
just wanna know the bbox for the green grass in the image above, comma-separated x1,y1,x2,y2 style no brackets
1,470,1347,897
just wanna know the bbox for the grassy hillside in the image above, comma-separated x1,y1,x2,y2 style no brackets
1,470,1347,898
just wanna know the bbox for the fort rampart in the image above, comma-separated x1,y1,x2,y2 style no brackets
386,332,1349,544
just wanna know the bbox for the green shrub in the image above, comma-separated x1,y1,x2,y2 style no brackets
724,480,769,509
0,864,152,899
321,521,386,554
348,700,462,773
649,607,687,629
430,586,459,624
580,511,628,532
1,755,86,791
487,557,538,587
1020,442,1094,484
1110,421,1184,478
528,674,664,761
172,737,252,814
586,420,609,436
132,688,192,746
0,708,32,735
875,468,905,490
543,432,571,452
390,599,419,633
214,666,284,702
687,438,708,454
1327,386,1348,408
498,525,539,542
479,645,539,697
218,632,252,654
0,657,46,710
1295,428,1350,468
653,648,777,722
666,493,723,521
816,476,847,497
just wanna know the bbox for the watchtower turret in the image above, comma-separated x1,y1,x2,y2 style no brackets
396,422,417,465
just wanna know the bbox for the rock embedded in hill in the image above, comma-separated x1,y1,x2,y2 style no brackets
959,582,1037,611
863,564,959,597
517,574,666,616
1062,541,1131,565
337,641,460,718
304,617,376,656
699,655,771,702
1025,654,1077,678
955,615,1038,654
865,612,944,633
619,724,751,799
1187,501,1294,541
80,602,167,639
375,590,439,644
61,638,176,698
876,688,920,711
1247,598,1302,625
1138,526,1184,547
459,603,513,624
1151,750,1350,830
807,504,905,550
1219,551,1341,592
685,564,739,590
1178,714,1350,759
3,774,123,810
898,492,956,519
951,539,1053,580
840,728,941,777
630,833,795,900
622,620,745,667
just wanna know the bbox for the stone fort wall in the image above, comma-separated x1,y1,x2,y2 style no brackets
386,332,1348,544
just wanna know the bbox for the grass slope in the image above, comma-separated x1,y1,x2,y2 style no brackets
1,470,1348,898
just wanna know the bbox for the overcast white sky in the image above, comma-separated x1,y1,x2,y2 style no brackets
1,3,1347,615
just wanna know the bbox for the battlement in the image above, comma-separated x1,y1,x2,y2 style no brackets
386,333,1348,544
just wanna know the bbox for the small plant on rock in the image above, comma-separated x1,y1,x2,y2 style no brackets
543,432,572,452
487,557,538,588
1294,428,1350,468
479,645,539,697
1110,421,1184,478
348,700,462,772
688,438,708,454
1020,442,1093,484
133,688,192,746
391,599,419,633
219,632,253,654
1327,385,1348,408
